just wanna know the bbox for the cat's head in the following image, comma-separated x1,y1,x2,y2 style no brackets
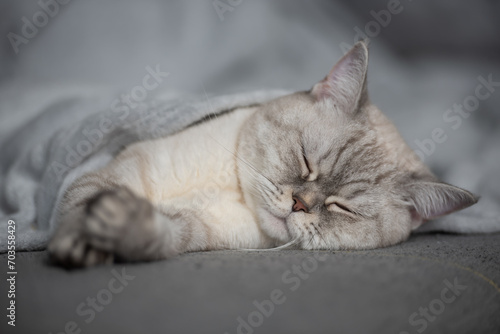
237,41,478,250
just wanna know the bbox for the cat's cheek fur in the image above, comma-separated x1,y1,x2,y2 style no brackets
322,220,384,250
379,210,413,248
285,214,318,248
256,208,290,242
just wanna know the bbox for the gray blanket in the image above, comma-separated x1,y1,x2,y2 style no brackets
1,86,499,253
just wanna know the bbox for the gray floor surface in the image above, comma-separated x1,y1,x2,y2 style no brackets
1,233,499,334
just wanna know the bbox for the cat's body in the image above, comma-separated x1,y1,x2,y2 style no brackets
48,42,478,267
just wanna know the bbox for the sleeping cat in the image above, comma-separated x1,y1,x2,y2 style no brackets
48,42,478,267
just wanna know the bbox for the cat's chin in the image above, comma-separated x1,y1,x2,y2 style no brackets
257,208,291,242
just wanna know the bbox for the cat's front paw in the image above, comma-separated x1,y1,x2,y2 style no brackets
48,186,155,267
48,222,114,268
83,187,156,254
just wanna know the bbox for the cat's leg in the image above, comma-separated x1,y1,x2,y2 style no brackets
48,173,119,267
48,148,264,266
48,174,215,267
78,188,214,262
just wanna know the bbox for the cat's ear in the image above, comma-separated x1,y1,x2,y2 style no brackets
404,181,479,228
311,41,369,113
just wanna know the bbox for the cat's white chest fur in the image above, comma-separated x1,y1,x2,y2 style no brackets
113,106,270,249
154,107,256,202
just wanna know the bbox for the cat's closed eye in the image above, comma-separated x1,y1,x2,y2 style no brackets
299,143,315,181
326,197,355,215
301,154,311,179
330,202,354,214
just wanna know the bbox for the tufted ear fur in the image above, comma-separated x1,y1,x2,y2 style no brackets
405,181,479,229
311,41,369,113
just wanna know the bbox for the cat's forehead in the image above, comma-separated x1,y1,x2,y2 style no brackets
264,94,429,178
266,92,354,132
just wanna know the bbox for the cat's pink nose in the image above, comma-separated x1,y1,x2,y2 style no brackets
292,197,308,213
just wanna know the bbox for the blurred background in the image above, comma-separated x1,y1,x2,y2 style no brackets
1,0,499,191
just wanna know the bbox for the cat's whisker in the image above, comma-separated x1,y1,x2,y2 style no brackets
237,165,277,200
239,162,280,198
198,126,279,197
304,229,315,250
312,224,328,249
237,237,300,252
198,83,279,195
237,156,278,191
258,186,277,210
237,168,264,193
261,186,283,204
243,185,261,198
